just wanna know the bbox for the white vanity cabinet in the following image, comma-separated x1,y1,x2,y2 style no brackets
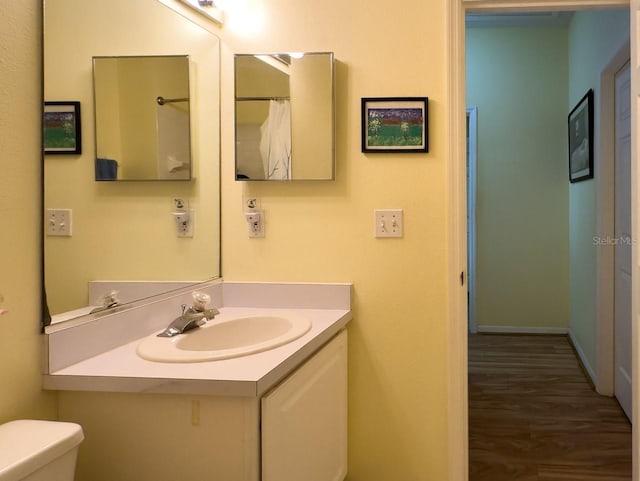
57,329,348,481
262,329,348,481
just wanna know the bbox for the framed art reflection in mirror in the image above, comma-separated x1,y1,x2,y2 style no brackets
44,101,82,155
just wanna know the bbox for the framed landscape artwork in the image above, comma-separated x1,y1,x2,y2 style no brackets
361,97,429,153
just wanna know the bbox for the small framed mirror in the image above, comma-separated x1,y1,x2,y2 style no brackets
234,52,335,181
93,55,192,181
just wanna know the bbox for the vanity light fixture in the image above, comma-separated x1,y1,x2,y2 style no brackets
177,0,224,24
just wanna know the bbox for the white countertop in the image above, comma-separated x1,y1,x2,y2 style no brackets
44,307,351,397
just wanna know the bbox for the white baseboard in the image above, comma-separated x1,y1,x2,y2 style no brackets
568,329,597,385
477,325,569,335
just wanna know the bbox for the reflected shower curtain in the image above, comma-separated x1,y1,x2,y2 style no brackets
260,100,291,180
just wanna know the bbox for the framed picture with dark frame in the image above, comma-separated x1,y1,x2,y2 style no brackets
361,97,428,153
43,101,82,155
568,89,593,183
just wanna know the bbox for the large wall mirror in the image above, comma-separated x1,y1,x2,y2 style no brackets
234,52,335,181
43,0,221,325
93,55,192,181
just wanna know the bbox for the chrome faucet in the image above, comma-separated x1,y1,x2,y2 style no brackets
157,292,219,338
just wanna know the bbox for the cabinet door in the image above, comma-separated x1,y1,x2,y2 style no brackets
261,330,347,481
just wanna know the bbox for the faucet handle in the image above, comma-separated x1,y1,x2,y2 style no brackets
96,290,119,308
191,291,211,312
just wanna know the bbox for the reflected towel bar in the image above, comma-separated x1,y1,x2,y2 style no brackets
156,96,189,105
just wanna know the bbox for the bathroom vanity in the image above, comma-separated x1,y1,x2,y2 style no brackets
44,282,351,481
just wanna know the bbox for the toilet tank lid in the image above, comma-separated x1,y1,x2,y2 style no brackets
0,420,84,481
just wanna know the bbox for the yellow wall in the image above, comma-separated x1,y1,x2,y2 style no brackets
5,3,637,481
219,0,449,479
568,9,630,368
0,0,57,422
14,0,447,478
44,0,221,314
466,26,570,329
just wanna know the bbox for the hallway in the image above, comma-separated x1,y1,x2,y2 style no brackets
469,334,631,480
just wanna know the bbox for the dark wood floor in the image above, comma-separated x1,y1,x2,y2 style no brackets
469,334,631,481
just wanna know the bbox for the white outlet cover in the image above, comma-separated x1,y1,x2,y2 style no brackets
374,209,403,238
247,208,264,238
174,209,194,237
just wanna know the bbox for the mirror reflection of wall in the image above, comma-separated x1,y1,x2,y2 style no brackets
93,56,192,181
43,0,221,321
234,52,334,181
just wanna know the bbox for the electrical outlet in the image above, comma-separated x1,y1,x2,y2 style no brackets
46,208,73,236
374,209,403,238
173,209,194,237
245,209,264,237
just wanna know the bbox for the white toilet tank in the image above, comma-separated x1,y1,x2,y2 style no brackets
0,420,84,481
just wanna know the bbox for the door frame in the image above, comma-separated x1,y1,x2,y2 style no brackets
446,1,632,480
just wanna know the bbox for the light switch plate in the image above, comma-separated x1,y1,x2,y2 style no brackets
374,209,403,238
46,208,73,236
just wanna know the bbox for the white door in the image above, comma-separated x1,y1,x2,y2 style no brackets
615,61,632,421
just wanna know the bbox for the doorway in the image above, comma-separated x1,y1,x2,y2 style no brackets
465,17,571,336
447,3,635,481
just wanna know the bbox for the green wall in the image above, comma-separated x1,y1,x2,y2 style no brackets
467,26,570,330
568,9,629,369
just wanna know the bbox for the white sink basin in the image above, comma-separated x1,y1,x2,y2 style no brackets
136,314,312,363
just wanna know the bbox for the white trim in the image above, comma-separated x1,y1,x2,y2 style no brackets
477,325,569,334
464,0,626,10
466,107,478,334
448,2,632,481
569,329,598,384
447,0,468,479
595,40,631,397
